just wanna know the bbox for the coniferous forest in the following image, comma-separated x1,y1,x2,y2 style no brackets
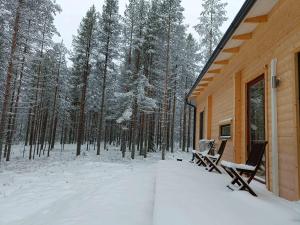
1,2,300,224
0,0,227,161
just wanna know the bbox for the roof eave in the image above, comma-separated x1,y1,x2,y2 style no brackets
187,0,257,98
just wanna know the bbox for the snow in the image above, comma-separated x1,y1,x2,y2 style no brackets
192,149,209,156
116,106,132,123
207,153,219,159
153,161,300,225
221,160,256,171
0,145,299,225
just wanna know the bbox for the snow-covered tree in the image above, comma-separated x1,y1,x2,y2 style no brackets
180,33,200,152
70,5,98,156
117,0,159,159
95,0,120,155
194,0,227,64
0,0,214,163
159,0,184,159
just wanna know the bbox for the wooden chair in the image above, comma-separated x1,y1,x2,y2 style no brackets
220,141,268,196
203,140,227,174
193,140,215,167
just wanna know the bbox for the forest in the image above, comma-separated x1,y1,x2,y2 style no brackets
0,0,227,162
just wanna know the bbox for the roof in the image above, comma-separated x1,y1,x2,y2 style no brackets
187,0,278,98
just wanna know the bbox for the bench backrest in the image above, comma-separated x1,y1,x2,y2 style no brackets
215,140,227,164
207,140,216,155
246,141,268,167
217,140,227,155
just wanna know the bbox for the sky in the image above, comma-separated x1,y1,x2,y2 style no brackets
54,0,245,50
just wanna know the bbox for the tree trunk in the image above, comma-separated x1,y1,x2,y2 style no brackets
97,31,111,156
49,44,62,151
76,19,94,156
161,9,172,160
170,79,177,153
76,60,90,156
0,0,22,162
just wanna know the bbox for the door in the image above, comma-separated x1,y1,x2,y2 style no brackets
247,75,266,181
297,53,300,195
199,111,204,140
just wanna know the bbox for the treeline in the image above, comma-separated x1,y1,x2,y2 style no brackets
0,0,227,161
0,0,68,162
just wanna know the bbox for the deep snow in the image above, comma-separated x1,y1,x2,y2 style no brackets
0,145,299,225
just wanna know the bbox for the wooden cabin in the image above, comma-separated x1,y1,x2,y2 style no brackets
187,0,300,201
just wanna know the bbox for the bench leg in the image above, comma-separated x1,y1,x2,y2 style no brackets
195,154,207,167
230,168,257,197
205,157,222,174
221,165,242,186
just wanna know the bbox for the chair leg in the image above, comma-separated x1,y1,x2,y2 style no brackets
205,156,222,174
195,154,202,165
209,164,222,174
196,154,207,167
221,165,235,178
199,159,207,167
228,168,243,186
230,169,257,197
231,177,240,185
221,165,241,186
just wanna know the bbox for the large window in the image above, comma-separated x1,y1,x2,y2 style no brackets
247,75,266,181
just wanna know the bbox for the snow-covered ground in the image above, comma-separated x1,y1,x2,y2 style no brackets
154,161,300,225
0,145,299,225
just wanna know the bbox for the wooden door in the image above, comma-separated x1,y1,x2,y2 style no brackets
247,75,266,181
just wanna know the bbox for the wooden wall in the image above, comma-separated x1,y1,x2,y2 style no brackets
193,0,300,200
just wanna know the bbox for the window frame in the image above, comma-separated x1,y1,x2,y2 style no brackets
219,123,232,140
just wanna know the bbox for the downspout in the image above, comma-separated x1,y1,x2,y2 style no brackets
271,58,279,196
186,98,197,150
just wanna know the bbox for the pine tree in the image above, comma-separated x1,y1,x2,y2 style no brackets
0,2,8,111
0,0,23,162
180,34,200,152
160,0,184,160
71,5,97,156
116,0,159,159
96,0,120,156
46,42,69,156
0,0,61,161
194,0,227,64
26,0,61,160
0,0,206,162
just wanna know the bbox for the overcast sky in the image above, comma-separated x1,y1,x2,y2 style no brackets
54,0,245,50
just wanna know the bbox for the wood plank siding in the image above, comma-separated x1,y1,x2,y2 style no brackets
191,0,300,200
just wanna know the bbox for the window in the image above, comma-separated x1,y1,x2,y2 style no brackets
199,111,204,139
247,75,265,180
220,124,231,139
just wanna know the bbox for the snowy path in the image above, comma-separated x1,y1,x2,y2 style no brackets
3,165,156,225
0,147,161,225
1,146,299,225
8,166,155,225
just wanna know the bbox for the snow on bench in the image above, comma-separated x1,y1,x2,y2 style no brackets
221,160,255,171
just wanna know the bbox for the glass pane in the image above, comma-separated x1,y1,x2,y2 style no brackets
248,78,265,180
220,124,231,137
199,112,204,139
